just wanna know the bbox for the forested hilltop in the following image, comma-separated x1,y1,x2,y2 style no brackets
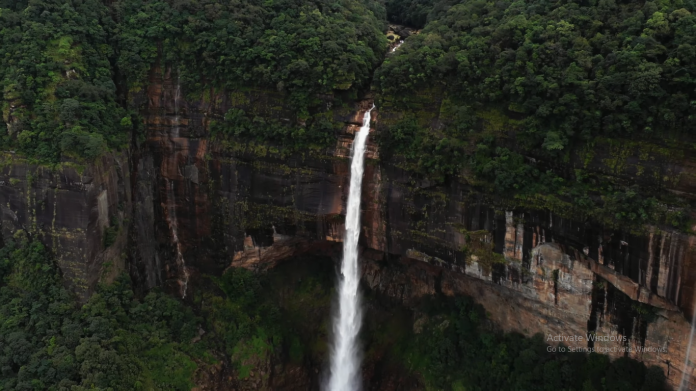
380,0,696,147
0,0,386,162
377,0,696,231
0,0,127,160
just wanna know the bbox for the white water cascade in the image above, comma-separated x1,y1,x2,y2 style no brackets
164,179,189,299
165,74,189,299
327,104,375,391
679,296,696,390
173,75,181,137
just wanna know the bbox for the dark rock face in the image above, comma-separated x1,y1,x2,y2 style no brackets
0,152,131,300
127,67,379,296
2,66,696,389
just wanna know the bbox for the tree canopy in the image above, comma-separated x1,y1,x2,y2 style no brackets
375,0,696,231
0,0,129,162
1,0,387,162
115,0,386,108
377,0,696,149
0,234,200,390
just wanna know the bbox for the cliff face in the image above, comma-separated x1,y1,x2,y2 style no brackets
1,65,696,388
0,152,131,300
124,70,696,389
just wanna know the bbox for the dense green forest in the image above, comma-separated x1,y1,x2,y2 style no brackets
0,0,129,161
0,234,200,389
0,236,667,390
384,298,667,391
115,0,386,100
0,0,386,162
0,234,302,390
4,0,696,231
376,0,696,230
377,0,696,144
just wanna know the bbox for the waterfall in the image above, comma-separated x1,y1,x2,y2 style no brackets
173,75,181,138
327,104,375,391
679,299,696,390
164,73,188,298
165,179,189,298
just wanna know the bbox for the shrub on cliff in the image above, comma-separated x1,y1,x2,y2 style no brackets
209,107,338,151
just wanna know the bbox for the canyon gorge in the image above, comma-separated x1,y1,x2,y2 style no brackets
0,66,695,389
2,0,696,389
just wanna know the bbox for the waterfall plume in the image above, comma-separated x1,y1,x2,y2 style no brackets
326,104,375,391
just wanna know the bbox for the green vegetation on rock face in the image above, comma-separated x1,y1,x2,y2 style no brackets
378,113,690,231
1,0,387,162
0,0,130,163
194,257,345,381
210,105,339,152
376,0,696,231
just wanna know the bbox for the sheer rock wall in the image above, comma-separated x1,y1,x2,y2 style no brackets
0,67,694,388
130,70,696,389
